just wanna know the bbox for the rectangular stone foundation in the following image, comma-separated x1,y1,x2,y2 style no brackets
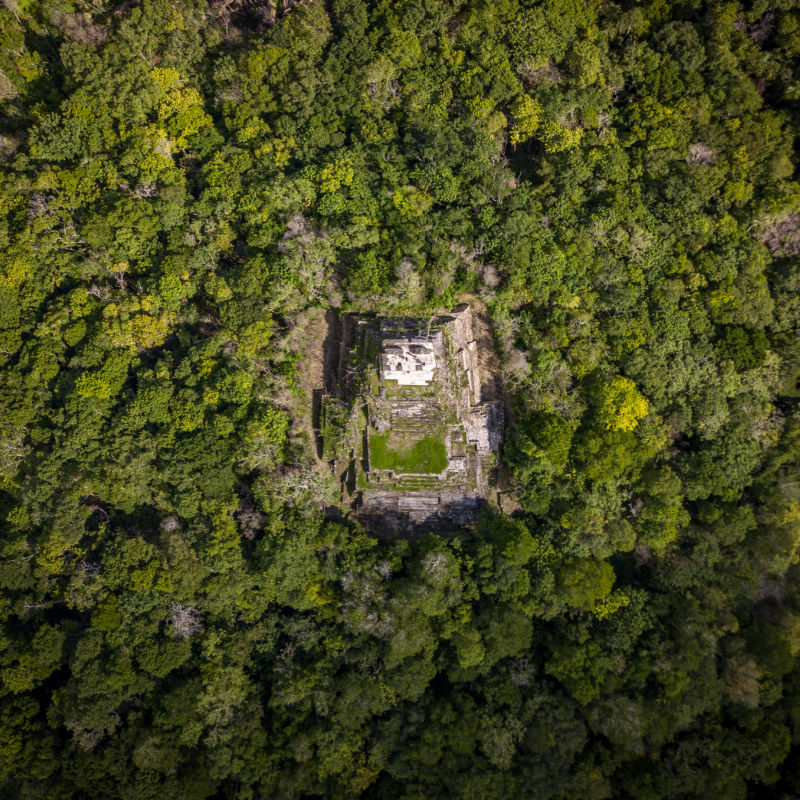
318,303,505,533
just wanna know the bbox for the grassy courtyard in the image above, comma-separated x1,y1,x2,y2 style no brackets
369,431,448,474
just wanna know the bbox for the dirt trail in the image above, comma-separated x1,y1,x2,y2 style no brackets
289,307,338,461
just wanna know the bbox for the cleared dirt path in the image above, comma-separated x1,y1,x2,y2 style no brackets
288,307,337,461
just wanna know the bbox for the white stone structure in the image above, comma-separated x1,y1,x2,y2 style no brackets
380,338,438,385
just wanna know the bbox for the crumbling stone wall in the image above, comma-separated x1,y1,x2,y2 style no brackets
443,305,504,464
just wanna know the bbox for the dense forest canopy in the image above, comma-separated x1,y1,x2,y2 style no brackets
1,0,800,797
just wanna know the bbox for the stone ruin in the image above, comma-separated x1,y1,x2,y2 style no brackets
379,321,438,386
317,304,505,535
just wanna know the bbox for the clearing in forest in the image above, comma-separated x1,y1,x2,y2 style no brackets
316,304,505,534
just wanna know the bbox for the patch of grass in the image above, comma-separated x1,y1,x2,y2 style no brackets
368,369,380,394
382,380,432,399
369,431,448,474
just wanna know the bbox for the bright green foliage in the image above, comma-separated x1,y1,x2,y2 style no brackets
509,95,543,145
598,376,650,432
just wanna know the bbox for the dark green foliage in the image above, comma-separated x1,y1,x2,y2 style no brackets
1,0,800,798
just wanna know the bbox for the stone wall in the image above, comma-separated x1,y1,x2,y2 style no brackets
359,489,484,536
442,304,503,454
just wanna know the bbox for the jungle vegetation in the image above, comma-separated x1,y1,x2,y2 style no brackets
1,0,800,798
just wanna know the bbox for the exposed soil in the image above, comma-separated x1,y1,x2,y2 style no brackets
289,307,338,461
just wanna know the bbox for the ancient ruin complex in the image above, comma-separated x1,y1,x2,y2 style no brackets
317,305,505,534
